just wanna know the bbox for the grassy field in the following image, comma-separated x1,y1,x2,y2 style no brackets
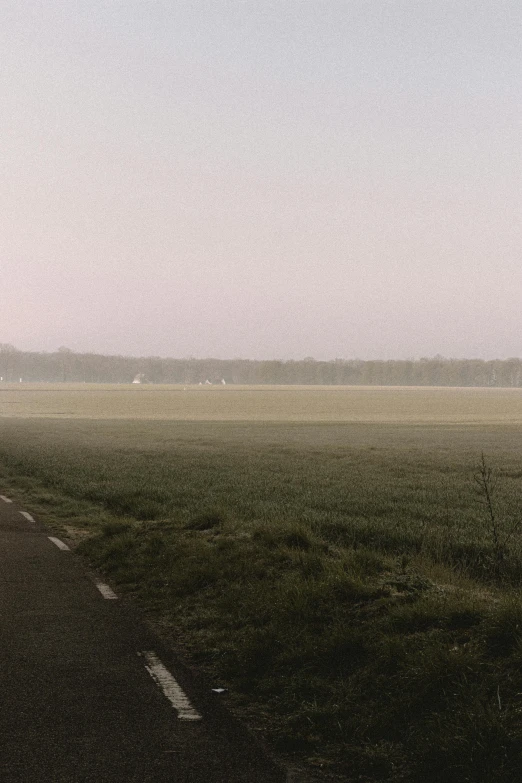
2,382,522,421
1,386,522,781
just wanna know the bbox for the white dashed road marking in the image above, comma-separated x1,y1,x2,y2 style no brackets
94,581,118,600
20,511,36,523
141,651,202,721
0,495,13,503
48,537,70,551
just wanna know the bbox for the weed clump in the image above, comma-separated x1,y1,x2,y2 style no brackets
480,598,522,658
101,519,134,537
252,521,318,552
185,509,227,531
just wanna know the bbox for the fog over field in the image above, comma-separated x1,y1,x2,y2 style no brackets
1,2,521,360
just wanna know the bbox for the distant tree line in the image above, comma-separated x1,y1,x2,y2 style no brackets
1,344,522,387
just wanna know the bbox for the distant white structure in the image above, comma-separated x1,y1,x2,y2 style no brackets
221,378,226,385
205,379,212,385
132,373,146,384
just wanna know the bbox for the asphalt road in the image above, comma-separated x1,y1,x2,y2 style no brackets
0,494,286,782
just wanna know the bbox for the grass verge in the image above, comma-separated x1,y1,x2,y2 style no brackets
1,419,522,780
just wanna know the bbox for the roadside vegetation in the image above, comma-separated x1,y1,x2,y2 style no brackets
1,416,522,781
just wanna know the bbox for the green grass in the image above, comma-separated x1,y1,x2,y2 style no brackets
1,417,522,780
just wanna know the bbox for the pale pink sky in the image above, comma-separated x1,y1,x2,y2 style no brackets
1,1,521,359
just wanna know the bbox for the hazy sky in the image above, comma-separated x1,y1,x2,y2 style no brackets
1,1,520,360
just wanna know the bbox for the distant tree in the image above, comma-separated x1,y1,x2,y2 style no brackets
0,344,20,381
57,346,74,382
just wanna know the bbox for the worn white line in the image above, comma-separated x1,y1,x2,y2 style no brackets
20,511,36,523
141,651,202,721
95,581,118,600
48,536,70,551
0,495,13,503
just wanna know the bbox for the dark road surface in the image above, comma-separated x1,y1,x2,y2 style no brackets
0,494,286,782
